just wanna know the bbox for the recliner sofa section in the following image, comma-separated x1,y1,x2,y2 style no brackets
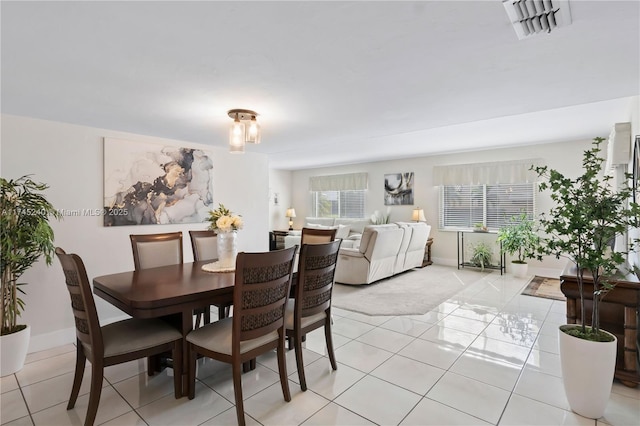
334,222,431,285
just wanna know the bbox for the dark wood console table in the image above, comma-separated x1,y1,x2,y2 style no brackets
421,238,433,267
560,263,640,387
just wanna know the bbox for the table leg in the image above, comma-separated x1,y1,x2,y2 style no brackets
180,310,193,396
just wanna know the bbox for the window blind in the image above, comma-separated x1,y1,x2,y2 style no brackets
439,183,535,230
311,190,365,218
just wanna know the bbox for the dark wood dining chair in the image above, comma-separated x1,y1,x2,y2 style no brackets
188,230,233,323
129,231,192,374
129,231,183,270
285,239,341,391
186,246,297,426
300,227,337,245
55,248,182,426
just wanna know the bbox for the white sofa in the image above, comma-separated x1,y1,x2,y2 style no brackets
334,222,431,285
284,217,370,250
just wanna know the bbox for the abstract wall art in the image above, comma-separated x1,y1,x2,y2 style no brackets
384,172,414,205
103,138,214,226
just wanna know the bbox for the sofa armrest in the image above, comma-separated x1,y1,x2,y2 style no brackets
338,247,364,259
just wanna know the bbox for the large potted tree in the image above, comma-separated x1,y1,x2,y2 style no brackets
1,175,61,376
532,137,640,419
497,212,539,278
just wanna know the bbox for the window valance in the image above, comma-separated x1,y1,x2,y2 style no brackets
433,159,542,186
309,172,368,191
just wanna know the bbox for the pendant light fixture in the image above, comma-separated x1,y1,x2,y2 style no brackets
229,112,245,154
246,114,261,144
227,109,260,153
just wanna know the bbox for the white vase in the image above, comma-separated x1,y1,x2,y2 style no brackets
511,262,528,278
217,231,238,269
558,324,617,419
1,325,31,377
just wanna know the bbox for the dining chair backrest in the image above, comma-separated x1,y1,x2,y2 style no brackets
233,247,297,345
300,227,337,245
294,239,342,318
55,248,103,359
189,230,217,262
130,232,183,270
56,247,183,426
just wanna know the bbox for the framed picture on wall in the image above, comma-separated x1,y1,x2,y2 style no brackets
103,138,214,226
384,172,414,205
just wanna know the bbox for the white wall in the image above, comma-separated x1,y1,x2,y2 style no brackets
289,138,597,277
627,96,640,268
1,114,270,352
268,169,293,231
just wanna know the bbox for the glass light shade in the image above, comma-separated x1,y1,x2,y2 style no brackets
412,208,426,222
229,118,245,154
246,115,261,144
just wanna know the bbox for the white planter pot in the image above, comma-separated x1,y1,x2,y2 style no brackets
558,324,617,419
511,262,528,278
1,325,31,377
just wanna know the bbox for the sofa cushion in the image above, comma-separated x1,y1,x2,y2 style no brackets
358,224,401,254
334,218,370,234
304,217,335,227
336,224,350,239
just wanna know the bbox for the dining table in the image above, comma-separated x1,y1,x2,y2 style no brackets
92,260,235,396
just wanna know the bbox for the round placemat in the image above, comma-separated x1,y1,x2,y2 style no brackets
201,261,235,273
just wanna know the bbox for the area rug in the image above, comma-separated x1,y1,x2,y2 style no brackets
521,275,565,301
331,265,496,316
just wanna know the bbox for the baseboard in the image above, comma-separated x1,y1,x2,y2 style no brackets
28,314,130,354
28,327,76,353
430,259,563,279
432,257,457,267
528,266,564,278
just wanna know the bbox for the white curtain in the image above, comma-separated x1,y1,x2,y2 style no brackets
309,172,368,191
433,159,542,186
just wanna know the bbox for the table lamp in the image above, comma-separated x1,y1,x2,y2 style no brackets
285,207,296,230
412,207,426,222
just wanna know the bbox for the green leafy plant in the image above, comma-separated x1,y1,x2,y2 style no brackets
1,175,61,335
469,241,493,271
532,137,640,342
497,212,540,264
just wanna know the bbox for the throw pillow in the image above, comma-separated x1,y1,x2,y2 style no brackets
336,224,350,239
288,230,302,236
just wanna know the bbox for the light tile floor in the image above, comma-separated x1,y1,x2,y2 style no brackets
2,269,639,425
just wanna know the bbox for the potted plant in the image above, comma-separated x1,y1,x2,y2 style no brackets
532,137,640,418
497,212,539,278
473,223,488,232
1,175,61,376
469,241,493,271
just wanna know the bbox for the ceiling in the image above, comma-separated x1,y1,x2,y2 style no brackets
1,1,639,170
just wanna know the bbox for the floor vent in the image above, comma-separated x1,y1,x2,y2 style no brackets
503,0,572,40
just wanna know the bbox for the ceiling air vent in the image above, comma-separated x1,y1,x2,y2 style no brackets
503,0,572,40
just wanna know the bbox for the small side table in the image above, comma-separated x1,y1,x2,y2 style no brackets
421,238,433,267
270,230,289,251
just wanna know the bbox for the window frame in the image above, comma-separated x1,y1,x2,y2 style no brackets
310,189,366,218
439,182,536,231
